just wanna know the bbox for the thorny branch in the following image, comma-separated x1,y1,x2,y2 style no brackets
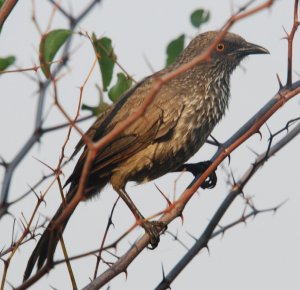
83,81,300,290
0,0,102,216
81,2,300,289
157,199,285,288
1,0,300,289
42,0,276,241
286,0,299,86
154,120,300,290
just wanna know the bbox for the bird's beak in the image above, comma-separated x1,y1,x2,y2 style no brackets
236,42,270,56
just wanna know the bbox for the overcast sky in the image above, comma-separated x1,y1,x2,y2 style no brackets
0,0,299,289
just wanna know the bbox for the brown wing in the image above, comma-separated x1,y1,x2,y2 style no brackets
90,108,172,174
70,109,111,159
66,75,184,188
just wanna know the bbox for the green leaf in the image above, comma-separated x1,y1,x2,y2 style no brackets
93,35,116,91
108,73,132,102
165,34,185,67
190,9,210,28
0,56,15,71
39,29,71,78
81,102,110,116
81,84,111,116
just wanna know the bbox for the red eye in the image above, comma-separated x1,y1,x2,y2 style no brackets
216,43,225,51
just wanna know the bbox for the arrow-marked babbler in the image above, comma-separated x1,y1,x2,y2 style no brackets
24,31,269,280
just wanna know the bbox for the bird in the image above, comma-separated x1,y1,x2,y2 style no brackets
24,31,269,280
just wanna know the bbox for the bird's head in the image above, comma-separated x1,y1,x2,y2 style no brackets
175,31,269,74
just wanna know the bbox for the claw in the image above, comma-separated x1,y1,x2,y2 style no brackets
181,161,217,189
142,221,167,249
201,166,217,189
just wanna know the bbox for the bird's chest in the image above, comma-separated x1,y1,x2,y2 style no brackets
170,108,213,161
173,90,228,152
126,82,230,182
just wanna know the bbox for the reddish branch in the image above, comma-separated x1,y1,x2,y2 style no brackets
0,177,59,290
155,119,300,290
0,0,18,28
13,1,282,289
82,80,300,290
5,0,300,289
286,0,299,85
0,0,103,215
49,0,276,237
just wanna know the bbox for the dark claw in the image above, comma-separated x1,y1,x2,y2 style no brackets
142,221,167,249
178,160,217,189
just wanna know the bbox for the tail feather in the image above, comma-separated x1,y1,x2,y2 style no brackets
24,175,109,281
23,193,75,281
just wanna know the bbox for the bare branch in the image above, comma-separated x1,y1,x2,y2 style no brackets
0,0,18,28
154,119,300,290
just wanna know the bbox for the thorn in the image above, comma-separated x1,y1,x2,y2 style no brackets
273,198,289,213
19,218,27,231
0,155,7,167
27,184,39,200
174,229,179,240
110,241,117,250
286,116,300,132
167,230,189,250
276,73,283,90
282,25,289,38
11,219,16,246
123,268,128,280
154,184,172,206
255,129,263,141
161,263,165,280
217,224,226,238
160,263,171,288
204,244,210,255
227,154,231,165
109,220,115,229
239,189,245,198
265,123,272,137
33,156,56,173
265,135,272,160
40,192,47,207
230,169,236,186
33,217,40,234
240,214,247,225
0,257,7,266
186,231,197,241
179,212,184,225
208,134,222,147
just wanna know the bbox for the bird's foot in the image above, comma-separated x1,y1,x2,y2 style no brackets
141,220,167,249
178,161,217,189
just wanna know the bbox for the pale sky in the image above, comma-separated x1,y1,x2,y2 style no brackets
0,0,299,289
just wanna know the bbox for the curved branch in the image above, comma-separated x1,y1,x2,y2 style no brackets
0,0,103,214
82,80,300,289
155,120,300,290
0,0,18,28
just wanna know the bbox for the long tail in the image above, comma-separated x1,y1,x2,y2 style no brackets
23,188,76,281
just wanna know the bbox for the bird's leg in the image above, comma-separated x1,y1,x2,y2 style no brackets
115,187,166,249
173,161,217,189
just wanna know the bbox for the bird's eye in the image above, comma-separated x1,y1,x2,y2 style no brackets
216,43,225,52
